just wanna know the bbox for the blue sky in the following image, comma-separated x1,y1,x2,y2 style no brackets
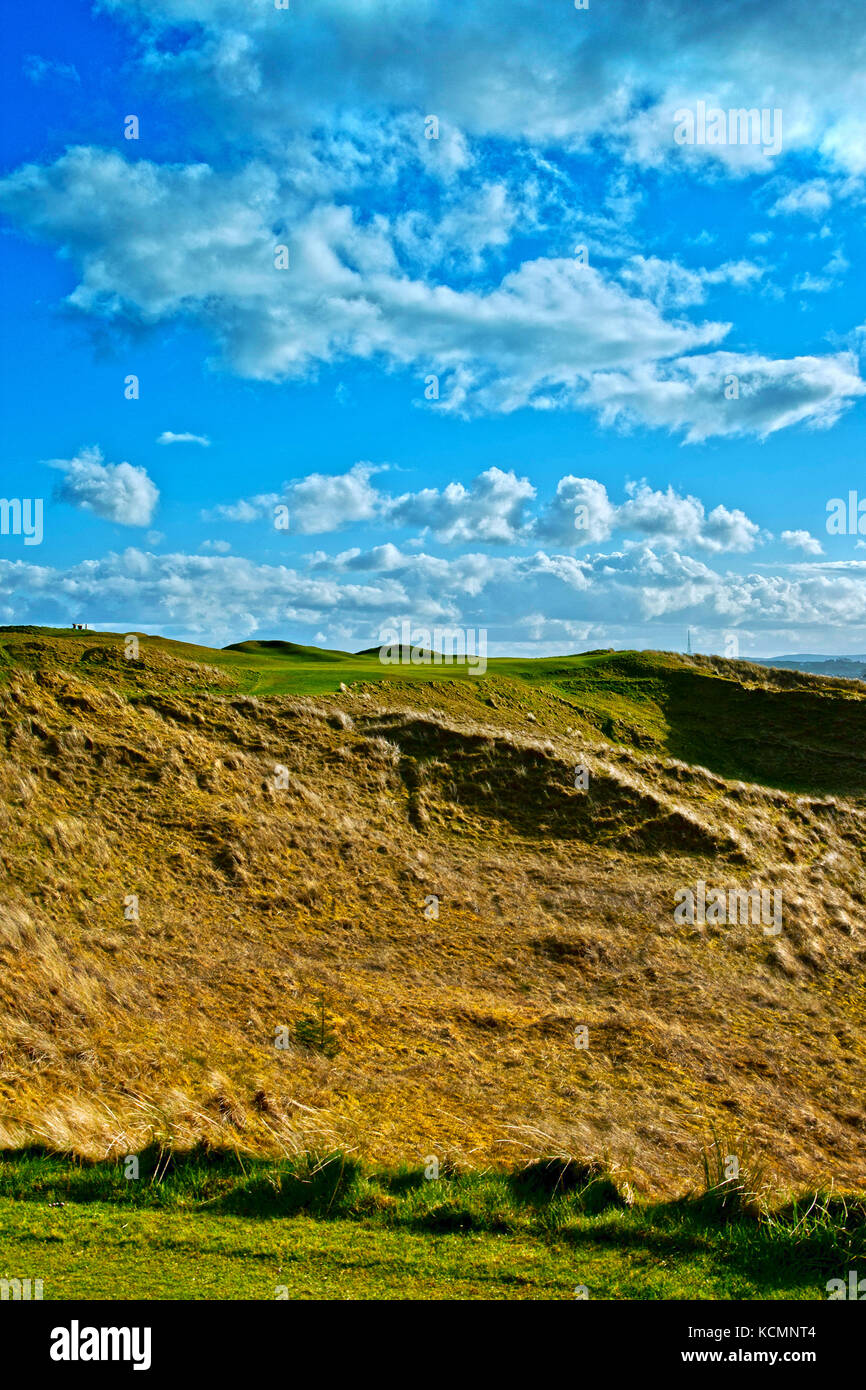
1,0,865,655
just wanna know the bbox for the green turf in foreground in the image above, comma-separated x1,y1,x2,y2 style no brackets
0,1151,862,1300
0,1200,854,1301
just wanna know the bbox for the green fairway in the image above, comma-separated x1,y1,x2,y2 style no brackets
0,624,646,698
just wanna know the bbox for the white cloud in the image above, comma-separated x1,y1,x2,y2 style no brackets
158,430,211,446
4,148,859,436
536,476,616,546
619,256,764,310
538,478,761,553
285,462,383,534
618,482,762,553
205,495,279,524
386,467,535,543
0,148,724,413
781,529,823,555
101,0,866,175
770,180,833,217
792,248,849,295
204,462,383,533
393,180,527,272
46,445,159,526
619,256,706,309
580,350,865,443
3,542,866,652
208,463,764,556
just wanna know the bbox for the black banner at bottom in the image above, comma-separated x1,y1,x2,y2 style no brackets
1,1297,860,1377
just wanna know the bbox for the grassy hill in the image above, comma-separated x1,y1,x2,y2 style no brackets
0,626,864,1296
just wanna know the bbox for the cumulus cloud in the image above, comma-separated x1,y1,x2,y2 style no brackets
204,462,383,533
781,529,823,555
538,478,761,553
0,149,725,415
617,483,762,553
536,477,617,545
47,446,159,526
2,543,865,653
206,462,765,556
386,467,535,543
286,462,383,534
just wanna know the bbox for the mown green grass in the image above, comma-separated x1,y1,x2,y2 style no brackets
0,1150,862,1300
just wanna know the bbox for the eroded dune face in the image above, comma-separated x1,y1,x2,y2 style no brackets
0,632,864,1195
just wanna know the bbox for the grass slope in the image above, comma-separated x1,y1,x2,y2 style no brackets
3,627,866,789
0,625,864,1301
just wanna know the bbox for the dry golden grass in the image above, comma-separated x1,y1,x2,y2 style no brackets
0,634,864,1195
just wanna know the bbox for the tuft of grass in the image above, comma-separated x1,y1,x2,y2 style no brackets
697,1124,769,1221
508,1156,627,1213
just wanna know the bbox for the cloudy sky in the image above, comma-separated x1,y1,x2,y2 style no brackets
1,0,865,655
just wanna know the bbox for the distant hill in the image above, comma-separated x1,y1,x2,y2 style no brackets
755,655,866,681
223,639,354,664
354,644,435,660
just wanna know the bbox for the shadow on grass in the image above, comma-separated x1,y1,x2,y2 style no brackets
209,1154,365,1218
506,1157,626,1213
557,1195,865,1296
0,1145,863,1293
